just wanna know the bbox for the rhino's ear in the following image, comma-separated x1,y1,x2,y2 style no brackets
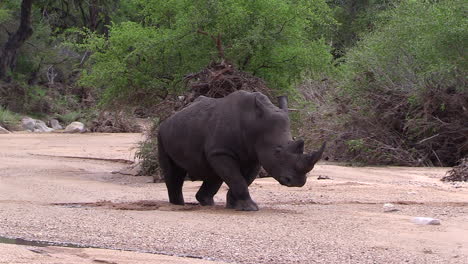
254,93,269,117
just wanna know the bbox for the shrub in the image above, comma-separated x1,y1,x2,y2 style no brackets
302,0,467,166
0,106,21,130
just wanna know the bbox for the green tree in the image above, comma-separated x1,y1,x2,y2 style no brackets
327,0,401,57
80,0,336,107
0,0,34,81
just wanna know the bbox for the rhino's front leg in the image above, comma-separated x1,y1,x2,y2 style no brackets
226,164,261,209
207,154,258,211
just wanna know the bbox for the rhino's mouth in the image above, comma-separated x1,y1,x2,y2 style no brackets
277,176,306,187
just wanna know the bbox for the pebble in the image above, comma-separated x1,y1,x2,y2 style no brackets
383,203,399,212
411,217,441,225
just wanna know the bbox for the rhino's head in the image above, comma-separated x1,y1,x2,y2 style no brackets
252,92,325,187
260,140,326,187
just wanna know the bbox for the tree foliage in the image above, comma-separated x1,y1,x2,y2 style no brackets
79,0,336,107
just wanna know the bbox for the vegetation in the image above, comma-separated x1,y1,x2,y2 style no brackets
0,106,21,130
303,0,467,166
0,0,466,168
79,0,336,107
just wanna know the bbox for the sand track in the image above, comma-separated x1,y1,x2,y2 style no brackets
0,133,467,263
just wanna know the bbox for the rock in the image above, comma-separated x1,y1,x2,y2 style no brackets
383,203,399,212
34,120,54,132
64,122,86,133
317,175,331,180
412,217,441,225
21,117,36,132
49,119,63,130
21,117,54,132
0,126,11,134
408,191,418,195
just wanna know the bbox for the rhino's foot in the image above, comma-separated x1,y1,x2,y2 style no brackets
229,199,259,211
196,195,215,206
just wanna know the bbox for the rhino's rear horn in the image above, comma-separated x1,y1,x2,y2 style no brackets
277,96,288,111
296,142,326,172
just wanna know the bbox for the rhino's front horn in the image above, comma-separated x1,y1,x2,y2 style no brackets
296,142,326,173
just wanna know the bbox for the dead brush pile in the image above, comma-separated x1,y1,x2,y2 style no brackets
298,77,468,166
87,111,142,133
137,61,273,179
442,158,468,182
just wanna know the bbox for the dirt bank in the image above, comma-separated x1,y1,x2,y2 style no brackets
0,133,467,263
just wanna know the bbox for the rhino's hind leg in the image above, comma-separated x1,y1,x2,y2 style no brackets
158,140,186,205
196,177,223,206
164,165,186,205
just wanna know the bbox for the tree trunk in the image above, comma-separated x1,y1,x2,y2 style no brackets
0,0,34,81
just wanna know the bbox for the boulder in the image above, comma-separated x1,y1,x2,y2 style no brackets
22,117,54,132
49,119,63,130
64,122,86,133
0,126,11,134
21,117,36,132
34,120,54,133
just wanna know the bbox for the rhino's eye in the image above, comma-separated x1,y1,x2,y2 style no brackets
274,146,282,155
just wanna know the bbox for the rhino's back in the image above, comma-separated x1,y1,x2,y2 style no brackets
158,91,258,178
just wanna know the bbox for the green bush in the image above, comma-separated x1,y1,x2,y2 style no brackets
57,111,83,125
0,106,21,130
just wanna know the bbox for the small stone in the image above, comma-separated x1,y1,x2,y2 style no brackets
317,175,331,180
408,191,418,195
412,217,441,225
383,203,398,212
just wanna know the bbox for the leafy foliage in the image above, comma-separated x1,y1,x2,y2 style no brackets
80,0,336,107
327,0,402,57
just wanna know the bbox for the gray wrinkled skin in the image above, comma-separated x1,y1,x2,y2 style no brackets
158,91,325,211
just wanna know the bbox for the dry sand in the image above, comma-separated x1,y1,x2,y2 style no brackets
0,133,467,264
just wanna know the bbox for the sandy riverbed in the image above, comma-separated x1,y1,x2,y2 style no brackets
0,133,467,263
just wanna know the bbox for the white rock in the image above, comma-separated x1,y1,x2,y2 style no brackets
383,203,398,212
21,117,54,132
408,191,418,195
64,122,86,133
21,117,36,132
34,120,54,132
49,119,63,130
412,217,441,225
0,126,11,134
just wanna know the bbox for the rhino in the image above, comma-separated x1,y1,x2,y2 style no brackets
158,91,325,211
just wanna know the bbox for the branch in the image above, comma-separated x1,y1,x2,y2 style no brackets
274,17,295,35
197,29,225,60
1,25,12,36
